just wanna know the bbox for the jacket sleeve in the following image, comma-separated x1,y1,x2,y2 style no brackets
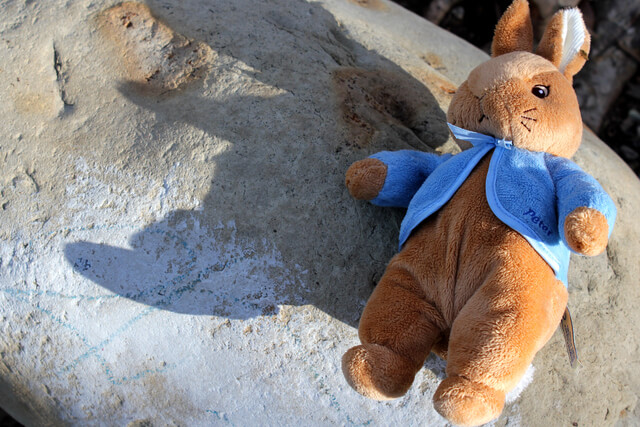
546,155,617,250
368,150,452,208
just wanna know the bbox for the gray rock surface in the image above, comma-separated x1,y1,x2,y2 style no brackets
0,0,638,425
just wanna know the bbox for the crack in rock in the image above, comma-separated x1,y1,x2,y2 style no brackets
52,43,74,111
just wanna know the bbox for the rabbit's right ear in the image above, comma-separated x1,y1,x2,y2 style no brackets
536,8,590,80
491,0,534,57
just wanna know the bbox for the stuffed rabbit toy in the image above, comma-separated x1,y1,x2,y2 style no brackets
341,1,616,425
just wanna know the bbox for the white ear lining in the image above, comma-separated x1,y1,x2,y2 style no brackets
558,8,586,72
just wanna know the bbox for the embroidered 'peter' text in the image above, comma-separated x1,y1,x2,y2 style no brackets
523,208,552,236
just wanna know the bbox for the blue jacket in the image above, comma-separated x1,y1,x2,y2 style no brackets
368,124,617,286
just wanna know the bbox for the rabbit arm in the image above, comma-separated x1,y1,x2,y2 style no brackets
356,150,451,208
546,155,617,255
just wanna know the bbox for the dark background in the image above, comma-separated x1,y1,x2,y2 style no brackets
0,409,21,427
1,0,638,425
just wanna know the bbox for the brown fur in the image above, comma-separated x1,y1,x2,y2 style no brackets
342,1,607,425
345,158,568,425
491,0,534,57
345,158,387,200
564,206,609,256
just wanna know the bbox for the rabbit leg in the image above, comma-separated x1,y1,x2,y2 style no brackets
342,263,445,400
433,264,567,426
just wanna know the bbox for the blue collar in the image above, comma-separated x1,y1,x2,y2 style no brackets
447,123,513,150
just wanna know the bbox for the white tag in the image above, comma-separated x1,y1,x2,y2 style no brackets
561,307,578,368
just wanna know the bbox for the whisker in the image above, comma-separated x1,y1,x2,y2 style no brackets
523,108,537,113
520,121,532,132
520,115,537,121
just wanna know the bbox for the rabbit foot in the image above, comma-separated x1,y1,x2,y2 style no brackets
433,375,505,427
342,343,417,400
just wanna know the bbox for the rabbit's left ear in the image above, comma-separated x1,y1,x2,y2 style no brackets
536,8,591,81
491,0,534,57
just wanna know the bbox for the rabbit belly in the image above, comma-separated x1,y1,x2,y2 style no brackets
389,154,567,353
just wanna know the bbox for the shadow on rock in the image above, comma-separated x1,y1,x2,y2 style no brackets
64,213,304,319
65,0,451,326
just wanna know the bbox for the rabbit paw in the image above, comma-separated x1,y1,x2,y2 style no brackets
564,207,609,256
345,158,387,200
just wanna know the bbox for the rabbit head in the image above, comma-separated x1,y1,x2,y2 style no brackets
447,0,590,158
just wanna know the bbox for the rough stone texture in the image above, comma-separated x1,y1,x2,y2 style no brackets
0,0,638,426
96,2,215,95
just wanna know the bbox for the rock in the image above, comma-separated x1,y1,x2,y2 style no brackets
0,0,638,425
96,2,215,95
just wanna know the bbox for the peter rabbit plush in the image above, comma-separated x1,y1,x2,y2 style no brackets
341,1,616,425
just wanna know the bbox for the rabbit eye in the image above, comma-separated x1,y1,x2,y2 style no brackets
532,85,549,98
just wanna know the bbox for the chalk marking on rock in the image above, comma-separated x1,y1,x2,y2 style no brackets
0,290,168,386
205,409,232,425
2,216,307,387
0,288,118,302
270,312,375,427
58,306,158,376
0,286,143,385
1,266,168,385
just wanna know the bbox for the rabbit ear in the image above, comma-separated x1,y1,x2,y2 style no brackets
536,8,590,80
491,0,534,57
